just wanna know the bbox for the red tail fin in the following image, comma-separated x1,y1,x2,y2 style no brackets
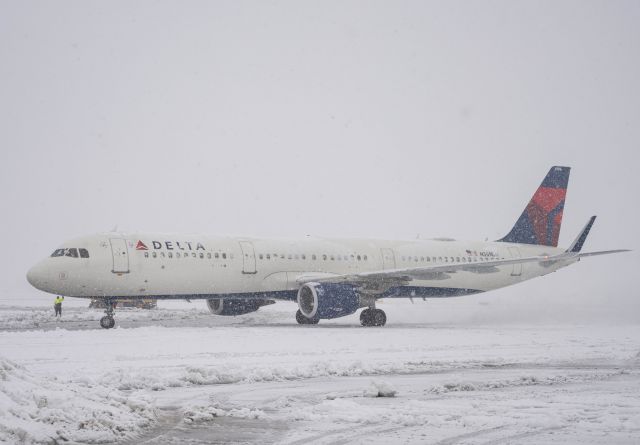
498,166,570,247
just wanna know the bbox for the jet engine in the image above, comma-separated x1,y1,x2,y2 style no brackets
297,282,360,319
206,298,274,316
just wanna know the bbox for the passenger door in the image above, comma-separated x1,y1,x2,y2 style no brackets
507,247,522,276
381,248,396,270
239,241,257,274
110,238,129,273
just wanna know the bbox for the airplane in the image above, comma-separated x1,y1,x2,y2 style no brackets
26,166,627,329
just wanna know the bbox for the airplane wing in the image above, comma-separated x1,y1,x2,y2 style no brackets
296,216,629,290
296,249,628,289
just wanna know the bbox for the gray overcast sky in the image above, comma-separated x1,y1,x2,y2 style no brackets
1,1,638,316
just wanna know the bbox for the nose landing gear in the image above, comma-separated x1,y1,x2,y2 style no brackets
99,300,116,329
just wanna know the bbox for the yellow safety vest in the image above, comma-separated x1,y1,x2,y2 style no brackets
54,297,63,305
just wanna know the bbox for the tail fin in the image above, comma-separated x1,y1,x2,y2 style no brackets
498,166,571,247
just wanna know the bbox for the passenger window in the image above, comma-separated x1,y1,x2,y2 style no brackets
415,257,418,262
199,253,204,259
357,255,361,261
168,252,173,258
222,253,226,259
266,254,271,260
207,253,211,259
427,257,431,262
215,252,219,258
456,257,460,262
330,255,335,261
152,252,157,258
144,252,149,258
363,255,368,261
192,252,196,258
350,254,355,261
301,254,306,260
65,248,79,258
312,254,316,260
323,254,327,260
259,254,263,260
79,248,90,258
176,252,181,258
160,252,165,258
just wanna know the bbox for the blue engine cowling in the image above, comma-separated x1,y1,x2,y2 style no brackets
297,282,360,319
206,298,274,316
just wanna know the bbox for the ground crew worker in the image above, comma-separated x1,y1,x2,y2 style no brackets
54,296,64,317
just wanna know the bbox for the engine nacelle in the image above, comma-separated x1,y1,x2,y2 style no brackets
297,282,360,319
206,298,274,316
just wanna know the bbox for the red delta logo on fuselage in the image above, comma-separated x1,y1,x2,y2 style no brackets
136,240,206,251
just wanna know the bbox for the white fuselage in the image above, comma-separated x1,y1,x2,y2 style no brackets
27,232,572,301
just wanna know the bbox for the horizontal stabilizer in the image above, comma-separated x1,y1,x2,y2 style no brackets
575,249,630,258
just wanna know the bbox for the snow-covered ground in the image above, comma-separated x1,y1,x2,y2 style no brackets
1,299,639,444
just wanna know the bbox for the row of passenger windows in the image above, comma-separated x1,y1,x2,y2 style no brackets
257,253,368,261
142,251,502,264
51,248,90,258
144,251,231,259
401,255,502,263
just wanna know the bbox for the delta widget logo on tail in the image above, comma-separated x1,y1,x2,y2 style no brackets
135,241,148,251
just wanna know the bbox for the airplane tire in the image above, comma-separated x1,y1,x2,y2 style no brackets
360,309,372,326
372,309,387,327
100,316,115,329
296,309,319,325
361,309,386,327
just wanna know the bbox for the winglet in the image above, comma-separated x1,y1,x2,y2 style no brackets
567,216,596,253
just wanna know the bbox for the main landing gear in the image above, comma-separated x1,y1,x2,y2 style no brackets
296,309,319,325
99,300,116,329
360,308,386,327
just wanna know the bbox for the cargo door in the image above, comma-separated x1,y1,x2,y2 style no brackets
239,241,257,274
110,238,129,274
507,247,522,276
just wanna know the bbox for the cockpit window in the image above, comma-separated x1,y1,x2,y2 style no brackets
65,248,79,258
79,248,89,258
51,249,65,257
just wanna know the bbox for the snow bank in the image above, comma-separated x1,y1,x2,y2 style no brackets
0,357,155,444
183,402,266,424
364,380,397,397
95,359,476,392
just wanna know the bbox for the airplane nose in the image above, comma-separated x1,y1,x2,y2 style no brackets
26,263,47,290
